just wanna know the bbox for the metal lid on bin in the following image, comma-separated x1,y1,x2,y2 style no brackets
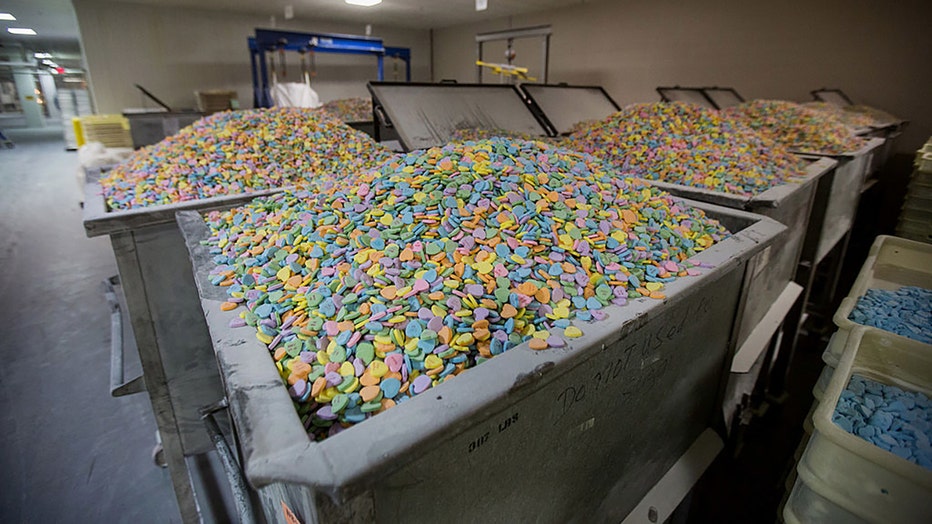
811,88,854,107
656,86,717,109
518,84,620,135
367,81,552,151
702,87,745,109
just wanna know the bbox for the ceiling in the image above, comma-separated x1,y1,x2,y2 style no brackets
0,0,589,69
109,0,589,29
0,0,82,67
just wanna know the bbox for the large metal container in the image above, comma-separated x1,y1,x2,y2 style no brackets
795,138,884,265
177,201,783,524
649,159,835,346
82,170,287,522
858,122,907,173
646,159,836,430
810,89,906,170
123,110,203,149
768,138,886,398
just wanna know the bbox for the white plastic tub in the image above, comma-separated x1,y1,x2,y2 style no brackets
784,475,870,524
793,327,932,523
810,236,932,442
828,236,932,367
915,152,932,174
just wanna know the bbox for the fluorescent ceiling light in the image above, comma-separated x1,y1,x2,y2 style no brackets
345,0,381,6
35,52,53,59
0,13,16,21
63,78,83,83
7,28,37,35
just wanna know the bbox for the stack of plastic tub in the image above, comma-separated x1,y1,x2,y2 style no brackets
806,236,932,429
816,236,932,403
896,139,932,244
784,327,932,523
782,235,932,519
177,200,783,524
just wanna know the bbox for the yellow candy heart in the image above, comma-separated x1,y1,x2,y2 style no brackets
564,326,583,338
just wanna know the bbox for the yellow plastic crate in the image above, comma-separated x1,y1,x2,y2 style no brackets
79,114,133,148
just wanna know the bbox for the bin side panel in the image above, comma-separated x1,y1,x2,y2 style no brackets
363,268,742,523
817,156,868,262
738,182,816,346
133,223,229,454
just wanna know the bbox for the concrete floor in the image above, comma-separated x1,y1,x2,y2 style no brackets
0,127,181,522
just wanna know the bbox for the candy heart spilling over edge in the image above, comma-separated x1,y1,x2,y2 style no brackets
802,101,876,129
844,105,902,127
100,107,391,211
319,97,373,124
722,99,866,155
564,102,808,196
203,137,729,440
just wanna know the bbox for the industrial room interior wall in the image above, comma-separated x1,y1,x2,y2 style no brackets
72,0,430,113
431,0,932,152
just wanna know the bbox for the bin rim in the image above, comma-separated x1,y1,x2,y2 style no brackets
82,167,293,237
644,157,836,211
790,136,884,159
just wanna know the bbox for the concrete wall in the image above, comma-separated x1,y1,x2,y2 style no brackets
432,0,932,152
72,0,430,113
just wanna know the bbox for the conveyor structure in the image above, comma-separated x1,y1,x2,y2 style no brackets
249,28,411,109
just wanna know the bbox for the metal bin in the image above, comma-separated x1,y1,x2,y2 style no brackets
123,110,203,149
82,169,288,522
177,200,784,524
646,159,837,430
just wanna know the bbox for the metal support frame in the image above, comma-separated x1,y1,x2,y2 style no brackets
475,25,552,84
201,399,256,524
110,232,202,522
385,46,412,83
249,29,412,109
103,275,146,397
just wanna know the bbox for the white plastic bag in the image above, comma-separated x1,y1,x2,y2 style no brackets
77,141,133,169
269,83,321,108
